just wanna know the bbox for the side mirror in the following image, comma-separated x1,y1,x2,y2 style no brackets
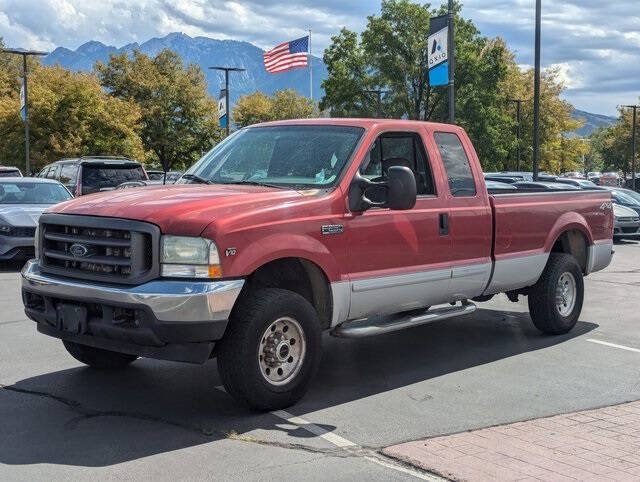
349,166,417,212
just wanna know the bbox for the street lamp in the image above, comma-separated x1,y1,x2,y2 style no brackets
532,0,542,181
508,99,523,171
209,66,246,137
363,89,389,118
2,48,48,175
622,105,639,190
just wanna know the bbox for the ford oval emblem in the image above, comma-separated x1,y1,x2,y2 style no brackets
69,243,89,258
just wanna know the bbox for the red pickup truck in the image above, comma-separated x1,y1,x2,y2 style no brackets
22,119,614,410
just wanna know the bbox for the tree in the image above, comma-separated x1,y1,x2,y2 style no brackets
320,0,585,173
96,49,222,171
591,105,640,178
0,45,144,172
233,89,318,128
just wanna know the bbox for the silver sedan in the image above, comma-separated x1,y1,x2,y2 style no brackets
613,203,640,240
0,178,72,261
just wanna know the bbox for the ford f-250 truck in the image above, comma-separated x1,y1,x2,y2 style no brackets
22,119,614,410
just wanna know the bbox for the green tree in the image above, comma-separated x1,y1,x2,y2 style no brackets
591,105,639,178
0,46,144,172
96,49,222,171
233,89,318,128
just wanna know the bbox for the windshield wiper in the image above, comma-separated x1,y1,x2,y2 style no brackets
221,180,287,189
181,173,212,185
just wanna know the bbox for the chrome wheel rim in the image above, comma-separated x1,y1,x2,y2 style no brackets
556,272,577,317
258,317,306,386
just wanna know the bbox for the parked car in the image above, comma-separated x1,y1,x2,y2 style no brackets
587,171,602,180
22,119,614,411
513,181,581,191
612,203,640,240
0,166,23,178
624,178,640,192
598,172,621,187
484,174,519,184
601,187,640,216
562,171,583,179
37,157,148,196
146,170,184,184
485,180,518,193
553,178,604,190
612,187,640,204
0,178,72,261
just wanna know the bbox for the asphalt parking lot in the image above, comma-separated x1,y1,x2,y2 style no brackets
1,241,639,480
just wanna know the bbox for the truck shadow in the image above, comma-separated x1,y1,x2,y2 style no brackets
0,308,597,468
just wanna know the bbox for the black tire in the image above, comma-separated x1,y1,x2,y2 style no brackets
528,253,584,335
62,340,138,369
217,288,322,411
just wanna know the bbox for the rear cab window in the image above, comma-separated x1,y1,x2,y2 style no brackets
434,132,477,197
81,163,146,195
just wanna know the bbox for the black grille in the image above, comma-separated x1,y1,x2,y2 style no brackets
39,214,160,285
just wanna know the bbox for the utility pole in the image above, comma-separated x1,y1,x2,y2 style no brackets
508,99,523,171
209,66,246,137
447,0,455,124
2,48,48,175
623,105,639,191
363,89,389,118
532,0,542,181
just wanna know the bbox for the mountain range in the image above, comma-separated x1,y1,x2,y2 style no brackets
43,32,616,136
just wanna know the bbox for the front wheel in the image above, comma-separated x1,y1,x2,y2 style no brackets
216,288,322,411
528,253,584,335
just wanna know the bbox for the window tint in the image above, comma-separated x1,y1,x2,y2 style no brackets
435,132,476,197
46,165,60,180
0,169,21,178
81,165,146,194
59,164,78,185
362,133,434,195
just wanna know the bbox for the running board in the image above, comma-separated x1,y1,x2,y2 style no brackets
330,301,477,338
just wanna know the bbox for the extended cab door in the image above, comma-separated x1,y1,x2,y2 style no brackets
344,128,453,320
428,130,493,300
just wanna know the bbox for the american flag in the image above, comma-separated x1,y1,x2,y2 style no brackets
264,36,309,74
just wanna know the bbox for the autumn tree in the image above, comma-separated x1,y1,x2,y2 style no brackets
0,41,144,172
96,49,222,171
233,89,318,128
591,105,640,178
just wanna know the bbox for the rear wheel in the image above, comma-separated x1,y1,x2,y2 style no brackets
528,253,584,335
63,341,138,369
216,288,322,411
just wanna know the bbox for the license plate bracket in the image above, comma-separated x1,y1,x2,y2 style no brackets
56,303,88,334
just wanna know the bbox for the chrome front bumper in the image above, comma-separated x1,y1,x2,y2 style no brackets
21,259,244,324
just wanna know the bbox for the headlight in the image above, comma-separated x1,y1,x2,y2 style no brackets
160,236,221,278
34,225,40,259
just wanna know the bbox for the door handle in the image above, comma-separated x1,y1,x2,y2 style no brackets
439,213,449,236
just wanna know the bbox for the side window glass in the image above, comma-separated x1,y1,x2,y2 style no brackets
361,133,435,195
38,166,50,178
59,164,78,184
46,165,59,179
435,132,476,197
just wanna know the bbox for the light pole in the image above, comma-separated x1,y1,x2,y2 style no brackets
447,0,455,124
363,89,389,118
2,48,48,175
508,99,523,171
209,66,246,137
532,0,542,181
622,105,639,190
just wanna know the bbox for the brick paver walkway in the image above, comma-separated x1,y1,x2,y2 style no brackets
383,401,640,481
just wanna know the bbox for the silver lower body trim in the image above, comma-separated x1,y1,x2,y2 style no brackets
586,241,614,274
483,253,549,296
21,259,244,323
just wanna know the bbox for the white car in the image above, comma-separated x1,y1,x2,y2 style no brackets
613,203,640,240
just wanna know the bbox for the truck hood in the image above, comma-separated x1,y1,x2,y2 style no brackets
0,204,51,227
50,184,308,236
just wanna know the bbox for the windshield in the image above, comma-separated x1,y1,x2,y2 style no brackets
612,190,640,206
0,182,72,204
180,125,364,189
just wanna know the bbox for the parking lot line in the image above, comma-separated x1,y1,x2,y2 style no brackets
586,338,640,353
214,386,442,480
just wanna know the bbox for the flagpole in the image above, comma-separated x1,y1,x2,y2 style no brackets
308,29,313,101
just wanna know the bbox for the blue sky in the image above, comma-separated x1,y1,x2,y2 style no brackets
1,0,638,115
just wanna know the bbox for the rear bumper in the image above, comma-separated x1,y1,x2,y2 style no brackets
21,259,245,363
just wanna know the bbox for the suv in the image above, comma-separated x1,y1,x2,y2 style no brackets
37,157,148,196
